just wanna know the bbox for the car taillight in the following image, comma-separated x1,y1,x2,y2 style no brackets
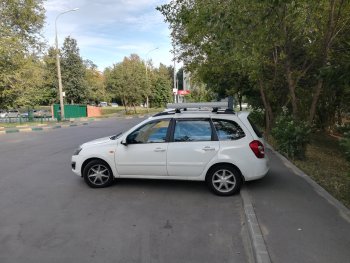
249,140,265,158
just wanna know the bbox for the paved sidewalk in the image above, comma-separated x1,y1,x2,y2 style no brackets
244,148,350,263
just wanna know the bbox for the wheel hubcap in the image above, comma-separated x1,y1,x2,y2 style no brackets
87,164,110,185
212,169,236,193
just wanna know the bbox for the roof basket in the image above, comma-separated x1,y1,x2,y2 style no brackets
166,102,229,110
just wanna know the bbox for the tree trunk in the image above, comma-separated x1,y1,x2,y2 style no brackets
259,81,274,137
146,95,149,113
308,0,339,124
308,79,323,125
122,96,128,114
285,59,298,119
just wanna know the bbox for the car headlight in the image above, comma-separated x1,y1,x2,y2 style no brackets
73,147,82,155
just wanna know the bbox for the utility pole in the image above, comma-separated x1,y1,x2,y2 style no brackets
173,44,177,103
55,8,79,120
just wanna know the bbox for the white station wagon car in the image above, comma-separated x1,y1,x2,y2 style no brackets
72,102,269,196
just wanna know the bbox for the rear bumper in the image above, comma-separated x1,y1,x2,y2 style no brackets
242,155,270,181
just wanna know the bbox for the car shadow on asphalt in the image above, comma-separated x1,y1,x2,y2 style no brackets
110,178,209,194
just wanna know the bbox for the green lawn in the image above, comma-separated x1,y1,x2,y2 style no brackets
100,106,164,116
276,133,350,208
0,121,54,128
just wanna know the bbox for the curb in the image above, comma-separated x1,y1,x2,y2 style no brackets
266,144,350,223
0,122,90,136
241,189,272,263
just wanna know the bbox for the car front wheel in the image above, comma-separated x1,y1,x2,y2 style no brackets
83,160,114,188
206,165,242,196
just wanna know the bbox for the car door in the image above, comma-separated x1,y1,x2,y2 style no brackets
115,119,171,177
167,118,219,177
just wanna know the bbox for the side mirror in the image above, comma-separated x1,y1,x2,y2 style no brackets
121,139,128,146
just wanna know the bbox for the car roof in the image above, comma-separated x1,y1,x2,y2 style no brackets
151,111,239,120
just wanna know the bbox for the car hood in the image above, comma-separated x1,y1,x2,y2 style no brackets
82,136,113,148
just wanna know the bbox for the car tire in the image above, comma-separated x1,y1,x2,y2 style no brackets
83,160,114,188
206,164,242,196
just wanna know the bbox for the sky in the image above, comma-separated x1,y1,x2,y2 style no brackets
43,0,175,71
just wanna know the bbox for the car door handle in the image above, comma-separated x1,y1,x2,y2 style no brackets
154,147,166,152
202,146,215,151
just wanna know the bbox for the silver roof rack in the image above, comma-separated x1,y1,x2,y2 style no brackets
166,102,228,109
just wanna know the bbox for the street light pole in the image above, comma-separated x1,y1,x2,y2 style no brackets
145,47,159,111
173,44,177,103
55,8,79,120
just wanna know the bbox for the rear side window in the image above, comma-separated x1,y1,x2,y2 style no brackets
174,119,212,142
212,119,245,141
247,116,263,138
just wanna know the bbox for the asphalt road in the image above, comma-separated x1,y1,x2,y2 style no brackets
0,118,250,263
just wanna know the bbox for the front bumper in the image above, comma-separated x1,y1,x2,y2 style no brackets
71,155,82,177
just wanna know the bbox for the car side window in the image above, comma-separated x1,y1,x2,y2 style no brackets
174,119,212,142
127,119,170,144
212,119,245,141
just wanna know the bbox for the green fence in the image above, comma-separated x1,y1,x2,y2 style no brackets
53,104,87,119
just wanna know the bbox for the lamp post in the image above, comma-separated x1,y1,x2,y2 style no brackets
145,47,159,110
173,44,177,103
55,8,79,120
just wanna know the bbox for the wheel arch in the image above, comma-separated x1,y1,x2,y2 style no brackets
81,157,113,177
205,162,244,182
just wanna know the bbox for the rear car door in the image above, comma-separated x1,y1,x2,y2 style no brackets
167,118,219,177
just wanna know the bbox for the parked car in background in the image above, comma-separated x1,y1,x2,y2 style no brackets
110,103,119,107
98,102,108,107
1,109,20,118
21,109,52,118
0,110,7,118
34,109,52,118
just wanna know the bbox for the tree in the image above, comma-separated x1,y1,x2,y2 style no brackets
84,60,107,104
150,63,172,107
42,47,59,104
0,0,45,108
158,0,350,134
61,36,88,104
105,54,146,113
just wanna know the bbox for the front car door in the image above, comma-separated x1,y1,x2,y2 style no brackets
115,119,171,177
167,118,219,177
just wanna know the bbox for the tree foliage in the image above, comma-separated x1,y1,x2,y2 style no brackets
150,63,172,107
158,0,350,133
105,55,173,112
61,36,88,104
84,60,107,104
105,54,146,112
0,0,45,108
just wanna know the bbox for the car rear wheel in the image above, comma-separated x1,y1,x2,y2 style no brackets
206,165,242,196
83,160,114,188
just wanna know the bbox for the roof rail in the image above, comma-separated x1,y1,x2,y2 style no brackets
166,102,228,109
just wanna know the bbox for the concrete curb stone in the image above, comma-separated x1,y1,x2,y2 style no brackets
0,122,90,136
241,189,272,263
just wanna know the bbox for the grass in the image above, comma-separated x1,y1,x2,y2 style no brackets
0,121,54,128
270,133,350,208
100,106,164,117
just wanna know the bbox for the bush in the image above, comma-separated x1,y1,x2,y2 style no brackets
272,109,311,160
335,123,350,135
340,132,350,162
248,108,265,130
